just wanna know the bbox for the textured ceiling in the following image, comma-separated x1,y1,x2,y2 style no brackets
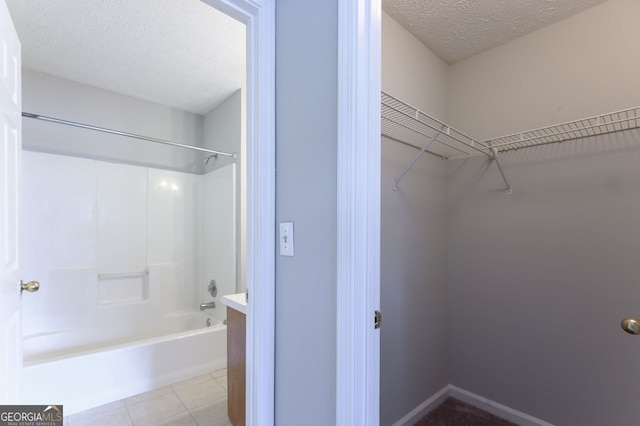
6,0,245,114
382,0,609,64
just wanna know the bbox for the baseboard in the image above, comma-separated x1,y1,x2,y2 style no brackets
393,385,554,426
391,385,450,426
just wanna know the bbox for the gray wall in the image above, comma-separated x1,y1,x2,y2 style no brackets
203,89,245,291
381,12,448,118
381,12,450,425
275,1,337,425
447,0,640,140
203,89,241,172
444,0,640,424
381,140,448,425
22,69,207,173
447,131,640,425
276,1,640,424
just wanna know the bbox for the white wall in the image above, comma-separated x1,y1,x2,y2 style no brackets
445,0,640,424
381,11,450,426
447,0,640,140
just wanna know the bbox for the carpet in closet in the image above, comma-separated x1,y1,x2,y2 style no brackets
415,397,518,426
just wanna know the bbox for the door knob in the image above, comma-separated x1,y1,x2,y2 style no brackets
20,280,40,294
621,317,640,335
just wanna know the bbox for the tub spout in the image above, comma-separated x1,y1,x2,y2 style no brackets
200,301,216,311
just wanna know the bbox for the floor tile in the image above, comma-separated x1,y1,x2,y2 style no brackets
154,411,198,426
212,368,227,379
66,400,127,425
127,391,187,425
189,399,230,426
172,374,214,391
70,399,126,418
125,386,173,406
214,375,227,391
67,371,230,426
97,400,127,414
174,378,226,410
68,406,132,426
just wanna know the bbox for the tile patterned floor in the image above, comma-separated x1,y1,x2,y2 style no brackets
65,368,230,426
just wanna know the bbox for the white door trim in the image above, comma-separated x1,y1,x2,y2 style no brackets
336,0,382,424
201,1,275,425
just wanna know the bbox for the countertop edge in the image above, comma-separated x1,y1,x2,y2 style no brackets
221,293,247,315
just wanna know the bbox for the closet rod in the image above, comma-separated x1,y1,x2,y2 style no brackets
22,112,237,159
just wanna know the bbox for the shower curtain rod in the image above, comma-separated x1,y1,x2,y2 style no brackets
22,112,237,159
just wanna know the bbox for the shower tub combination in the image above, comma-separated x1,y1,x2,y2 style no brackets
19,142,237,415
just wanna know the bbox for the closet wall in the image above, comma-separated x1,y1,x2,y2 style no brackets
383,0,640,424
381,12,449,426
447,0,640,140
445,0,640,424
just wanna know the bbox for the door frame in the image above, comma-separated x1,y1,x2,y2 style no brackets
201,1,275,425
0,0,274,418
336,0,382,425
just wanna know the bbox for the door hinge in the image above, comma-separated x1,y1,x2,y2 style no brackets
374,310,382,329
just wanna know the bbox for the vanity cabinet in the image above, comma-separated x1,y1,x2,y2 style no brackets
226,305,245,425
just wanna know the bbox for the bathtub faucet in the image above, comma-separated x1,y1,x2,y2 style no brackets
200,301,216,311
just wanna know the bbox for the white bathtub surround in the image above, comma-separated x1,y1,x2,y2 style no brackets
392,385,554,426
200,165,237,323
22,321,227,416
21,152,235,356
20,151,236,413
221,293,247,315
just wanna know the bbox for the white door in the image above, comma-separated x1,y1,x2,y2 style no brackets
0,0,22,404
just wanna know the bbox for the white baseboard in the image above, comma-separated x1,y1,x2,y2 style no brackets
391,385,450,426
393,385,554,426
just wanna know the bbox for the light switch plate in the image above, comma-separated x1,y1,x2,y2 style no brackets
279,222,294,256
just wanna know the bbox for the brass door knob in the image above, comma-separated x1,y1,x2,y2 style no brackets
621,318,640,335
20,280,40,293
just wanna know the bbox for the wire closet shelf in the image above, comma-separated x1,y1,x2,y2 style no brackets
381,91,490,160
381,91,640,193
382,91,640,158
487,105,640,152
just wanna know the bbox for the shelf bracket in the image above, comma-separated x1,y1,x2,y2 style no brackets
393,125,446,191
487,141,512,194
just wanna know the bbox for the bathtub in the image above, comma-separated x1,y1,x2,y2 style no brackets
20,311,227,415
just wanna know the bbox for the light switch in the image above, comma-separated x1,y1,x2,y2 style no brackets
279,222,294,256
